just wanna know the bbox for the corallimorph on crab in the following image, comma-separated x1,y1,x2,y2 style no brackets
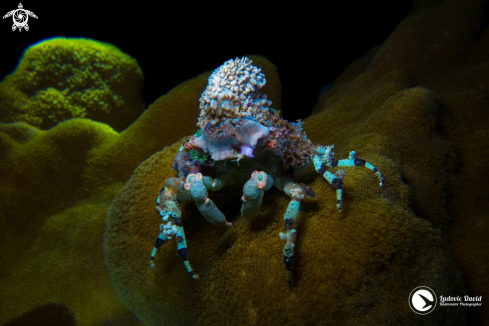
149,57,383,284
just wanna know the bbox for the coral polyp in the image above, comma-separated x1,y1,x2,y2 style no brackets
198,57,270,128
149,57,384,283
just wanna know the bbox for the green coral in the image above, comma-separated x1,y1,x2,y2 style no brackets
1,2,488,323
0,37,145,131
189,149,209,162
0,49,281,326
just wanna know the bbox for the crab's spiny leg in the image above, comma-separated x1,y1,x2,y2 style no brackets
337,151,384,186
150,184,198,279
150,216,199,279
150,230,166,269
241,171,273,218
186,173,232,227
274,175,305,284
173,216,199,279
312,153,345,212
150,186,176,269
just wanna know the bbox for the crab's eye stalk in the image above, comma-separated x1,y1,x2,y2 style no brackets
267,140,278,148
184,141,193,150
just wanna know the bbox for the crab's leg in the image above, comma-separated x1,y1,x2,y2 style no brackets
149,229,167,268
202,175,224,191
274,175,305,284
337,151,384,186
150,184,198,279
185,173,232,227
241,171,273,217
149,216,199,280
172,216,199,279
312,157,346,212
313,147,383,212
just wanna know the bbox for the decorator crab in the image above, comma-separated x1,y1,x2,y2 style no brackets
149,57,383,284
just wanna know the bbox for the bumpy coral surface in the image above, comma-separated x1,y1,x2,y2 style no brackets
105,136,465,325
2,0,489,324
0,37,145,131
0,49,280,326
103,1,489,325
193,57,315,168
310,1,489,324
198,57,272,128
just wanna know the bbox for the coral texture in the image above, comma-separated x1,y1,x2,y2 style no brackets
0,37,145,131
310,0,489,324
2,0,489,324
197,57,272,128
0,47,280,326
105,135,465,325
193,57,315,168
103,1,489,325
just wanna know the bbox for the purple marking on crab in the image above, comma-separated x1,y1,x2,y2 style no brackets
240,145,254,157
150,56,386,285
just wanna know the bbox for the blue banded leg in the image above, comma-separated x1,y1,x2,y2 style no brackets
314,163,345,212
312,146,345,211
173,216,199,280
280,197,301,284
151,191,199,279
275,175,306,284
338,151,384,187
150,230,167,269
150,221,177,268
149,219,198,279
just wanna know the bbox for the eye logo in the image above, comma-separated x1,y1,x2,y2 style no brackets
409,286,437,315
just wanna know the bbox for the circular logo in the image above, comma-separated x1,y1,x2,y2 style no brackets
409,286,437,315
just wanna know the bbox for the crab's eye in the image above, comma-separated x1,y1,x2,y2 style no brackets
172,213,177,217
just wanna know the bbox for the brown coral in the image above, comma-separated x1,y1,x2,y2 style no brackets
104,133,465,325
0,49,281,326
269,112,316,169
103,1,489,324
309,0,489,323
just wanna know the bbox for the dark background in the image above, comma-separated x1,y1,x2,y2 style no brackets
1,1,414,123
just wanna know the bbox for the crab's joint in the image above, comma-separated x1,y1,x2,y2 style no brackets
280,196,301,284
175,225,199,279
177,248,199,280
366,163,384,186
241,171,273,218
150,233,166,269
188,173,230,226
337,151,384,187
284,252,294,285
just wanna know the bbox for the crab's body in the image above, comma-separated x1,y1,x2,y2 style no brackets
150,57,383,284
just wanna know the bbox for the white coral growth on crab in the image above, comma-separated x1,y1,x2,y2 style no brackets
197,57,273,128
